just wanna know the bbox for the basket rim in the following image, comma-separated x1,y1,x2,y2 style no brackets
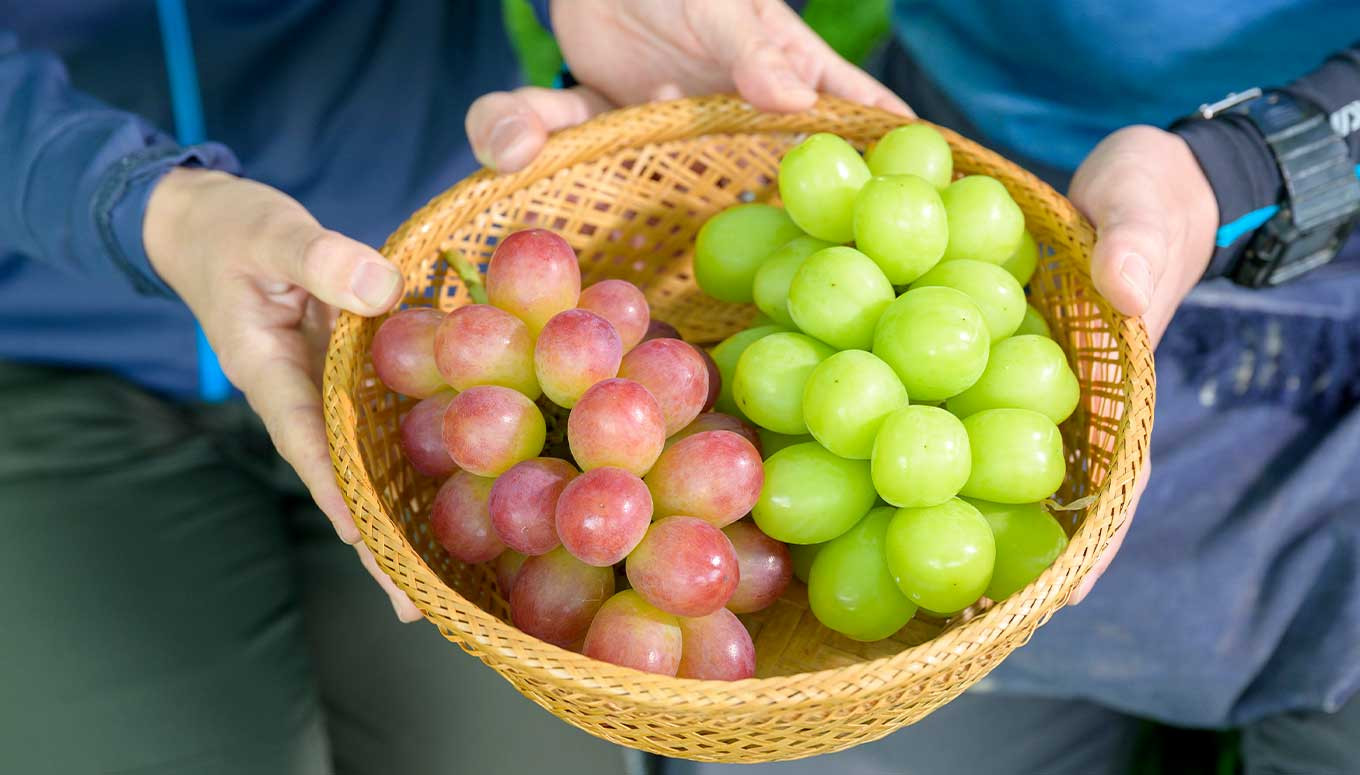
323,94,1155,711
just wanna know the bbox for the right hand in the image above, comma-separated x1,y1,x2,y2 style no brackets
144,167,422,622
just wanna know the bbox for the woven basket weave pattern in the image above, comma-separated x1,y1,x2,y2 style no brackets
323,95,1155,763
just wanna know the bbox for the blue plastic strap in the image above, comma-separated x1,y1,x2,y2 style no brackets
1214,165,1360,248
155,0,233,401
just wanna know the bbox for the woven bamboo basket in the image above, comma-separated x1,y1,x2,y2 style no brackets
323,94,1155,763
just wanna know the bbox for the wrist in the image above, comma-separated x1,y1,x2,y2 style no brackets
143,167,237,294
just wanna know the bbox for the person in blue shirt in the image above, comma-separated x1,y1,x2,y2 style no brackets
2,1,1358,773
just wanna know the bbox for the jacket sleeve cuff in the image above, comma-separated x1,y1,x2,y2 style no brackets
1172,114,1283,280
99,141,241,297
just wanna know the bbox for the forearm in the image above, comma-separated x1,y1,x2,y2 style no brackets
0,30,239,295
1174,43,1360,279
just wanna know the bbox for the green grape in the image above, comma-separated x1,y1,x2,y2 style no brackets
752,236,833,327
940,176,1025,264
871,286,990,402
808,506,918,641
963,498,1069,601
694,204,804,303
758,429,812,459
864,124,953,189
871,405,970,508
789,541,824,584
802,350,908,459
853,175,949,285
1002,230,1039,285
1015,304,1052,338
911,259,1026,342
710,325,786,417
778,133,871,242
751,311,776,326
752,442,876,544
787,247,895,350
960,408,1066,503
885,498,995,614
733,332,835,434
946,336,1080,424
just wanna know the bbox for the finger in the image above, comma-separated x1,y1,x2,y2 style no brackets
466,85,615,173
1069,461,1151,605
271,228,404,317
236,335,361,545
688,2,816,112
357,542,424,623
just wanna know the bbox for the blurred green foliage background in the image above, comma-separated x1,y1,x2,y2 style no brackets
502,0,893,88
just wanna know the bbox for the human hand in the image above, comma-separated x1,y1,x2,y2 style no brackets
144,168,422,622
1066,125,1218,603
466,0,911,172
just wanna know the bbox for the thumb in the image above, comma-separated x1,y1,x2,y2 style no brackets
1072,176,1168,318
466,85,615,173
256,205,404,317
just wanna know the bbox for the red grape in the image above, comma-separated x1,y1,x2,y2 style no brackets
618,338,710,435
644,431,763,527
430,470,504,563
398,392,458,477
667,412,762,452
566,378,666,476
677,608,756,680
582,590,682,675
555,467,653,566
699,348,721,411
534,309,622,408
578,279,650,352
441,385,546,476
626,516,740,617
489,457,577,555
486,229,581,333
511,546,615,648
642,319,681,342
495,549,528,595
371,308,445,398
433,304,539,397
721,519,792,614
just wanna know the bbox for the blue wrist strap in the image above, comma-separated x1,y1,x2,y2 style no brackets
155,0,234,402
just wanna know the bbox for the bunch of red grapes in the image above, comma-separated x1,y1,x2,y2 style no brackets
371,229,792,680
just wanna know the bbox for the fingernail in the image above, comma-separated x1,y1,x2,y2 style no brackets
487,116,531,171
1119,253,1152,310
351,261,401,309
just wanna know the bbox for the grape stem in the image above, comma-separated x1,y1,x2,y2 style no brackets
443,249,489,305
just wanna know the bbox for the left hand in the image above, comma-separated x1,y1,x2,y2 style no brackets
1065,125,1218,603
466,0,911,172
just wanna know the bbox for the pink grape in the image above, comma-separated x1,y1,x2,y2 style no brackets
486,229,581,333
677,608,757,681
441,385,545,476
642,319,681,342
534,309,622,408
667,412,761,452
398,392,458,477
433,304,539,397
582,590,682,676
722,519,792,614
626,516,740,617
699,348,721,411
618,338,710,435
511,546,615,648
430,470,504,564
489,457,577,555
555,467,653,566
578,279,650,351
567,378,666,476
371,308,445,398
495,549,528,595
645,431,763,527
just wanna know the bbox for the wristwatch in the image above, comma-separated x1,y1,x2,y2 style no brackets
1177,88,1360,287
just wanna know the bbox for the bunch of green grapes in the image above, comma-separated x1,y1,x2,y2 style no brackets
694,124,1078,638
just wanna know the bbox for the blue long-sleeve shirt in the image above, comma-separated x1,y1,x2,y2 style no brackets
0,1,520,397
